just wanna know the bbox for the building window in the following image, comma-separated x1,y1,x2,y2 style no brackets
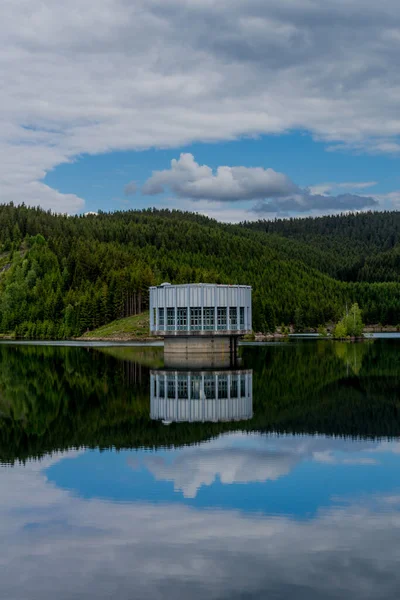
240,375,246,397
191,376,201,399
218,375,228,399
153,308,156,329
177,307,188,331
158,308,165,329
230,375,238,398
204,375,215,399
217,307,227,330
190,307,202,330
229,307,237,330
159,377,165,398
240,307,245,330
203,307,214,330
167,307,175,330
177,376,188,399
167,376,175,398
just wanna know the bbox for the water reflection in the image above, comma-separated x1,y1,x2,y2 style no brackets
150,369,253,423
2,340,400,598
2,438,400,600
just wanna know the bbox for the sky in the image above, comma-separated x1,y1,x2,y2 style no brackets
3,0,400,222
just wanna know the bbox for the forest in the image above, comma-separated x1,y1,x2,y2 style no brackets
1,203,400,338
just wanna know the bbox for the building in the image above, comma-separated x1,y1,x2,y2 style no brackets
149,283,252,353
150,369,253,423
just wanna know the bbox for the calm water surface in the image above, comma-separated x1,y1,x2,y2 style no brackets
1,340,400,599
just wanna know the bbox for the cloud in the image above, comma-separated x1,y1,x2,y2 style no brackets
308,181,378,195
3,0,400,212
141,154,379,214
2,446,400,600
142,153,298,201
124,181,137,195
253,192,378,214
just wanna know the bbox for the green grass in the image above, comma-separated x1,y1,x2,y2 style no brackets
81,311,151,339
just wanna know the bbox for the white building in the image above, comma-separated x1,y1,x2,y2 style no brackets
149,283,252,336
150,369,253,423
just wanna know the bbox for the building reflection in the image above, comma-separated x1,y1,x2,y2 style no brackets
150,368,253,423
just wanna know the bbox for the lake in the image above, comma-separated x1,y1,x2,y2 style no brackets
1,339,400,599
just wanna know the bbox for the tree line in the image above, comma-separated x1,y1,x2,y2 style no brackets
1,204,400,338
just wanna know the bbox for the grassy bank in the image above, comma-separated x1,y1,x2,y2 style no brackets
80,312,151,340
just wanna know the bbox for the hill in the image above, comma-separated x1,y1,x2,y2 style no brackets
1,204,400,338
80,312,151,340
242,211,400,282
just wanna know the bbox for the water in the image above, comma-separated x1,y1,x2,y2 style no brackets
1,339,400,599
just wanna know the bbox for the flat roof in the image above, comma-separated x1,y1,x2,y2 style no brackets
150,283,251,289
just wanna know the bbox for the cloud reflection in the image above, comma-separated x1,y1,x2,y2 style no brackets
1,447,400,600
139,433,381,498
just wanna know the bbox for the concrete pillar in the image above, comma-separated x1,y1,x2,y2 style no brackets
187,287,191,333
201,284,204,332
214,289,218,332
174,287,177,333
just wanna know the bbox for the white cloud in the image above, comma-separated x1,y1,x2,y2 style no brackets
2,0,400,212
142,154,378,214
371,191,400,210
142,153,298,201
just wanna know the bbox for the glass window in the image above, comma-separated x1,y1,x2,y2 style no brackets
204,375,215,399
177,376,188,399
203,307,214,330
158,308,165,329
240,375,246,398
229,307,237,330
153,308,156,328
217,307,227,330
167,376,175,398
167,307,175,330
190,307,202,330
191,376,201,399
240,307,245,330
177,307,188,331
218,375,228,399
159,377,165,398
230,375,238,398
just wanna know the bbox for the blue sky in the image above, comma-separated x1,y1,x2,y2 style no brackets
44,132,400,221
3,0,400,221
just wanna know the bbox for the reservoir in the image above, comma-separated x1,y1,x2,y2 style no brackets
1,338,400,599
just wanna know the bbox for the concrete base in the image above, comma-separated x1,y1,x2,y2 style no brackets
164,352,240,369
164,335,237,355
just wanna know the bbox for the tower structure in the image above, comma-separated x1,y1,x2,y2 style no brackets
149,283,252,354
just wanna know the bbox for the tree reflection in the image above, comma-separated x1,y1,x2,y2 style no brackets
1,339,400,462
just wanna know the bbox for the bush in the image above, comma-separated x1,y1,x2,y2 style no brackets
332,321,347,339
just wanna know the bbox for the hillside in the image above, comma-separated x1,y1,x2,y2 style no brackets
1,204,400,339
80,312,151,340
242,211,400,282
